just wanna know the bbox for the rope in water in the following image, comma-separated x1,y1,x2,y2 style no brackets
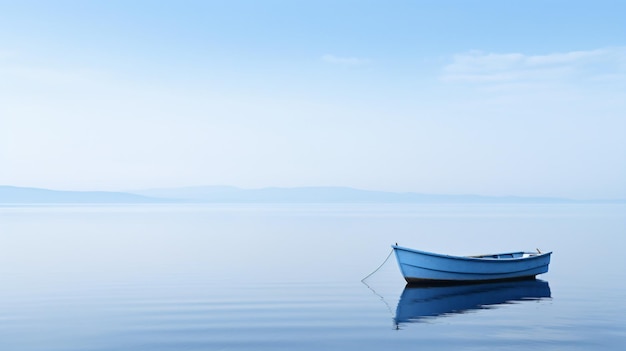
362,278,395,318
361,248,395,282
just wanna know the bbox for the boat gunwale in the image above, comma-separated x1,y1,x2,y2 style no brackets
392,245,552,262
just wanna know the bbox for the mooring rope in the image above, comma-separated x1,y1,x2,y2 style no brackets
361,247,395,282
361,247,397,321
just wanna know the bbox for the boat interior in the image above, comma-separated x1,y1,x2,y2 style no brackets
468,252,538,259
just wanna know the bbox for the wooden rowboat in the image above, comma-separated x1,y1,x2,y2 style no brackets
392,245,551,284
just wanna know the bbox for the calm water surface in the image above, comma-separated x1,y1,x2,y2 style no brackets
1,204,625,350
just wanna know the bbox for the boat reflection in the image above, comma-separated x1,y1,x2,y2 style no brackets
395,279,551,325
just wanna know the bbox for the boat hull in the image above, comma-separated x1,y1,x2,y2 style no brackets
392,245,551,284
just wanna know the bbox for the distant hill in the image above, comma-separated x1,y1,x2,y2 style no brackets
129,186,590,204
0,186,168,203
2,185,623,204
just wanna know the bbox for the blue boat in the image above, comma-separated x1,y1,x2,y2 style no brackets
392,245,551,284
395,279,551,324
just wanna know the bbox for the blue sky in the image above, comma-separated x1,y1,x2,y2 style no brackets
1,1,625,199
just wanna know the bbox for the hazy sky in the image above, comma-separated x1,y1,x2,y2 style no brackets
1,1,625,199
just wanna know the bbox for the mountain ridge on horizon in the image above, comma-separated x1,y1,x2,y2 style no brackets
1,185,624,204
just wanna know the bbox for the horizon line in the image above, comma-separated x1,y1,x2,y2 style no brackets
1,184,625,203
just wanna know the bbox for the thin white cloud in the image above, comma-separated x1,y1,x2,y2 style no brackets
525,49,605,66
441,47,626,84
321,54,370,65
0,65,94,84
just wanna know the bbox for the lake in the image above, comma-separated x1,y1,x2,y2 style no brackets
1,204,625,350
